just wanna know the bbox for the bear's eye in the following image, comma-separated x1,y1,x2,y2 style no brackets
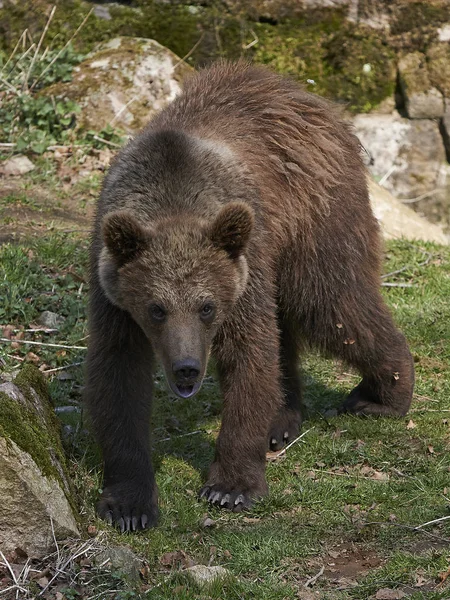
200,302,215,321
149,303,167,322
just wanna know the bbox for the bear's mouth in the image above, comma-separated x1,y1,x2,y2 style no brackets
170,380,202,399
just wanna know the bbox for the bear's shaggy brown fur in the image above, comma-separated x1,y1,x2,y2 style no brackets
85,61,414,531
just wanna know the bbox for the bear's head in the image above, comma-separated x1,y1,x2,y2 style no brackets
98,202,254,398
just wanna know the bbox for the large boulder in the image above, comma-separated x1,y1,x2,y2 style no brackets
0,365,79,559
44,37,194,134
354,112,450,227
368,178,448,245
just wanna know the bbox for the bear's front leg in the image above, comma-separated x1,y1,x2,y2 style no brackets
85,291,158,531
200,306,283,511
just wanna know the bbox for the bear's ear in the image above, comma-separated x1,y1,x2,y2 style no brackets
209,202,254,259
102,211,151,266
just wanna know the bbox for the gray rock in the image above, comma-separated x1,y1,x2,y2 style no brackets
0,155,35,176
398,52,444,119
354,112,450,228
186,565,231,586
94,546,142,584
39,310,65,330
43,37,193,134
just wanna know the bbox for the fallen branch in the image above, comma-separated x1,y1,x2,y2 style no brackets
0,338,87,350
381,282,415,288
304,565,324,588
381,251,433,280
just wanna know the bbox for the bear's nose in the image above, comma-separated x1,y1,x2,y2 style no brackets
172,358,200,381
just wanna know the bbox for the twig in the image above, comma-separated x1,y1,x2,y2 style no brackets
108,95,138,127
91,134,122,148
243,29,259,50
24,5,56,91
38,540,96,596
0,75,20,95
379,165,396,186
30,7,94,92
0,30,27,75
0,338,87,350
410,408,450,413
304,565,325,588
362,521,450,543
381,282,415,288
0,550,27,595
157,429,204,443
49,516,61,564
173,33,205,70
381,251,433,280
42,361,83,374
400,188,441,204
415,515,450,529
268,427,314,461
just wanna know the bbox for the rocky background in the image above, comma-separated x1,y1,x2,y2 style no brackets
1,0,450,233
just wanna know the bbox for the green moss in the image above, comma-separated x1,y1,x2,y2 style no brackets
0,365,75,507
391,1,450,36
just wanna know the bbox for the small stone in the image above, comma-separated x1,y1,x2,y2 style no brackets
201,517,216,528
94,546,142,583
186,565,230,586
1,155,35,176
38,311,65,330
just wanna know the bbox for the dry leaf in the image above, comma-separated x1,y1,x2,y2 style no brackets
344,338,355,345
428,445,435,454
336,323,343,329
393,372,400,380
406,420,416,429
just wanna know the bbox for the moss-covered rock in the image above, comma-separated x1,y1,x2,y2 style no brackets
0,365,79,558
427,42,450,99
43,37,193,134
398,51,444,118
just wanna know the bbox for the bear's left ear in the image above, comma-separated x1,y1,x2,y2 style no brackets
209,202,254,259
102,210,151,267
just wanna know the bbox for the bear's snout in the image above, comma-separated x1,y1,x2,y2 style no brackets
171,358,202,398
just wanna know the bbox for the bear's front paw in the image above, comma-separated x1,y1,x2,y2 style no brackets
97,481,158,532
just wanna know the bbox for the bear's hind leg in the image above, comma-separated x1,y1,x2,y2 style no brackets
269,317,303,450
313,287,414,417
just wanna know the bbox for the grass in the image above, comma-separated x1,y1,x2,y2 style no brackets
1,220,450,599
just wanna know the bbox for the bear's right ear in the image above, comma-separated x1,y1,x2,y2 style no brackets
102,211,151,267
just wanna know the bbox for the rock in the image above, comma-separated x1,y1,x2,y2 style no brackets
186,565,231,586
94,546,142,584
39,310,65,330
0,365,79,558
427,43,450,99
437,23,450,42
368,178,448,245
44,37,193,134
398,52,444,119
0,155,35,176
354,112,450,227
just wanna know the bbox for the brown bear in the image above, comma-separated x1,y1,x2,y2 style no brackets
85,61,414,532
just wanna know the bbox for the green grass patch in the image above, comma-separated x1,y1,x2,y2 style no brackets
0,236,449,598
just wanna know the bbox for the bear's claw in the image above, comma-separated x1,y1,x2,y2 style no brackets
97,483,158,532
199,485,254,512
